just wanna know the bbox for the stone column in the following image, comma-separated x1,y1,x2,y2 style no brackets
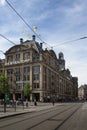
39,64,43,101
30,65,33,101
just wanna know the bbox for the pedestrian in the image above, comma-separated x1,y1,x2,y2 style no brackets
52,99,55,106
34,99,37,106
26,99,28,107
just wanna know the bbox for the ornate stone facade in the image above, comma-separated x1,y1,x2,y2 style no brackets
78,85,87,100
0,36,78,101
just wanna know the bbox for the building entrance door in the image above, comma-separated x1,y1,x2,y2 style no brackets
33,93,40,101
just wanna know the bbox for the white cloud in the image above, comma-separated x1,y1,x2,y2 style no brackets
0,0,5,6
0,0,87,87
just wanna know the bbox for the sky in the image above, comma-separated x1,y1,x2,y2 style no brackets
0,0,87,87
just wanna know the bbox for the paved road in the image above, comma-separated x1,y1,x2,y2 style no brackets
0,102,86,130
0,102,57,118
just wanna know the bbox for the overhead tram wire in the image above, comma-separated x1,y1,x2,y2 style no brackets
5,0,62,49
5,0,45,44
0,34,16,45
5,0,52,49
0,33,87,51
0,33,87,55
0,33,51,51
0,34,32,50
51,36,87,48
3,1,87,49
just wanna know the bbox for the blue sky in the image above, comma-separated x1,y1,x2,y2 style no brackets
0,0,87,87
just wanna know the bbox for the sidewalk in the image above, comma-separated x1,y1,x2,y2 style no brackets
0,102,59,119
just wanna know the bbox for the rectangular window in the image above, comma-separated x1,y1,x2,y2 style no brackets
7,55,13,62
23,75,26,81
15,68,20,74
32,51,39,61
33,66,40,73
27,75,30,80
16,76,20,81
16,84,21,90
15,53,20,61
7,69,13,74
33,74,39,81
23,67,30,73
33,83,39,88
23,75,30,81
23,52,30,60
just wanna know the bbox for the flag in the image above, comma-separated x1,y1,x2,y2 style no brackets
33,26,38,31
27,34,31,39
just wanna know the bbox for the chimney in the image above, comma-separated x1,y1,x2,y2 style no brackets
32,35,36,41
20,38,23,44
40,43,43,49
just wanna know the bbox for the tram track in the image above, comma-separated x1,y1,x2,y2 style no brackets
0,103,82,130
26,103,82,130
54,105,81,130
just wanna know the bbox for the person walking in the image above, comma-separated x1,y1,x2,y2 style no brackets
52,100,55,106
34,99,37,106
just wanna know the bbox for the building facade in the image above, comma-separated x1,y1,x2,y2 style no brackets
0,35,78,101
78,84,87,100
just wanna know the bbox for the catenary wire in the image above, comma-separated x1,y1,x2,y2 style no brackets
0,34,16,45
5,0,44,43
51,36,87,48
5,1,87,49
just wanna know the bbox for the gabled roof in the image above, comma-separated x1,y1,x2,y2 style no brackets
5,44,27,54
5,39,43,54
22,40,43,53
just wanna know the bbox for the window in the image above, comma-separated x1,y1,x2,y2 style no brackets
7,69,13,74
23,52,30,60
16,84,21,90
33,74,39,80
32,51,39,61
23,75,30,81
7,55,13,62
33,66,40,73
23,75,26,81
17,48,20,52
23,67,30,73
16,76,20,81
33,83,39,88
15,53,20,61
15,68,20,74
27,75,30,80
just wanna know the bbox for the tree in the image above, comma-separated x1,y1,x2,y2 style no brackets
24,83,32,100
0,74,10,112
0,75,10,94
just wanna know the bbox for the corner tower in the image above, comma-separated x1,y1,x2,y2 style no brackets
58,52,65,71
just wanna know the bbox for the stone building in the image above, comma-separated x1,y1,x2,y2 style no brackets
0,59,5,73
0,35,78,101
78,84,87,100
